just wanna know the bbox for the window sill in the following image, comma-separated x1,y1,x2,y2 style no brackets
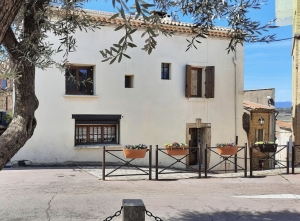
74,144,123,150
63,95,98,98
187,98,208,102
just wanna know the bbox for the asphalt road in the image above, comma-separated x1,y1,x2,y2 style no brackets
0,167,300,221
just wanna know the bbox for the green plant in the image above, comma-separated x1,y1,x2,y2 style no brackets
124,144,147,150
164,142,187,148
216,143,236,147
255,141,274,145
3,112,13,125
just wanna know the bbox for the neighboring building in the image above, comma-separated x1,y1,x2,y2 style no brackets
12,10,246,169
243,89,277,170
0,78,13,135
276,121,292,166
292,0,300,166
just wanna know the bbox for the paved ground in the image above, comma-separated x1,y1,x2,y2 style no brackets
0,166,300,221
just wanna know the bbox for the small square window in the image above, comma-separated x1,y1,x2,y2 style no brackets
161,63,170,80
125,75,134,88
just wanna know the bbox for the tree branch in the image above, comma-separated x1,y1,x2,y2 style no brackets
0,0,24,45
2,26,20,59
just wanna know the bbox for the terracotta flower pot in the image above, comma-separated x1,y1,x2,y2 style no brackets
165,146,188,156
122,148,147,158
217,146,238,156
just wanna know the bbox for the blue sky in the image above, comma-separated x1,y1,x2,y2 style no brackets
83,1,292,102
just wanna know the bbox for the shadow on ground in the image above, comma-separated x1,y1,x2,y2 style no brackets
161,209,300,221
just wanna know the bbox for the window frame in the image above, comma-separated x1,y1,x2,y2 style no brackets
186,65,215,98
72,114,121,146
65,66,93,95
161,63,170,80
75,124,117,145
255,129,265,142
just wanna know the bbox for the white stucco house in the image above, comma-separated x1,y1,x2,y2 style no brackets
12,10,246,170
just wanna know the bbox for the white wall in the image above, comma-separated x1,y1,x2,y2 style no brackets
12,23,245,170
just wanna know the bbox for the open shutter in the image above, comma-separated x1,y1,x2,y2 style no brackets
205,66,215,98
87,66,93,95
185,65,192,98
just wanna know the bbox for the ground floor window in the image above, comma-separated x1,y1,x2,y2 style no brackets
72,114,121,146
75,125,117,144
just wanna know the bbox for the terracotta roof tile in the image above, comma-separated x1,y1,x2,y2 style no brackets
243,101,274,110
276,121,292,130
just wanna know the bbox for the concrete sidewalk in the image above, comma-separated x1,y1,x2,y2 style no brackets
0,166,300,221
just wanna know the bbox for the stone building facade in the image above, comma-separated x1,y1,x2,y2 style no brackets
243,101,277,170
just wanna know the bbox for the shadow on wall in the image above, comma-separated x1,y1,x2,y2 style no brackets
165,209,300,221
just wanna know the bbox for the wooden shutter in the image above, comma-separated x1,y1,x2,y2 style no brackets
87,66,93,95
185,65,192,98
205,66,215,98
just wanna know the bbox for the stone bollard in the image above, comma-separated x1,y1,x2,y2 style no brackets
122,199,145,221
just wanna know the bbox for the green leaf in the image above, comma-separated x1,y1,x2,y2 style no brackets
110,57,117,64
110,13,119,20
127,42,137,48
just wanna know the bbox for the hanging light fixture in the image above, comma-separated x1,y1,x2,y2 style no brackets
258,115,265,125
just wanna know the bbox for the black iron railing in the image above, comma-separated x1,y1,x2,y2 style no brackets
204,144,248,178
155,145,202,180
102,146,152,180
249,142,290,177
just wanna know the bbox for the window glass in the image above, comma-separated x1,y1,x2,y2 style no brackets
78,69,88,93
66,69,77,93
65,66,93,95
161,63,170,79
75,125,117,145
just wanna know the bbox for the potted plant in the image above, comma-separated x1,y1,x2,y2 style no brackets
216,143,238,156
122,144,148,158
164,142,188,155
254,141,277,153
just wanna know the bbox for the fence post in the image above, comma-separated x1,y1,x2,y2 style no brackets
234,151,238,173
102,146,106,181
198,144,201,178
205,144,208,178
244,143,247,177
287,141,290,174
155,145,158,180
249,143,253,177
149,145,152,180
292,142,295,174
122,199,145,221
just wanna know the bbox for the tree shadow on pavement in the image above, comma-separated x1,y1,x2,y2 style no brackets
163,209,300,221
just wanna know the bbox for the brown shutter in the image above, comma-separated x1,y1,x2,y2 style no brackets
87,66,93,95
186,65,192,98
205,66,215,98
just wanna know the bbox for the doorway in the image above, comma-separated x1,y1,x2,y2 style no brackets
189,128,203,165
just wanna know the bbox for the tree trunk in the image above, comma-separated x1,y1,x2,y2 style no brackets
0,18,39,170
0,0,23,45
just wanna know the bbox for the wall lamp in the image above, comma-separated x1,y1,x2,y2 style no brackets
258,115,265,125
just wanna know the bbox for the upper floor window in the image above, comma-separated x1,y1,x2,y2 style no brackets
65,66,93,95
255,129,264,142
185,65,215,98
161,63,170,80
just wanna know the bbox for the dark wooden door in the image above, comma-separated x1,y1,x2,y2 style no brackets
189,128,202,165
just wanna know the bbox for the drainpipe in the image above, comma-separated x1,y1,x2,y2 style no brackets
232,52,238,144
